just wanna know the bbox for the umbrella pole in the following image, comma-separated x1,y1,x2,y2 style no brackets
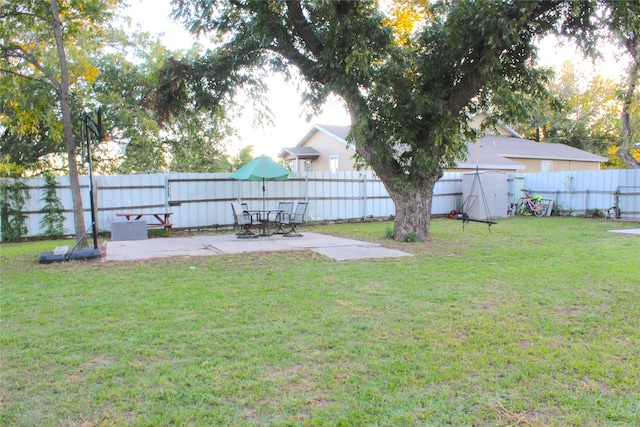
263,178,266,212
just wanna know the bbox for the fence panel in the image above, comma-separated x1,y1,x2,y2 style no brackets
519,169,640,217
433,172,463,214
167,174,234,229
96,174,168,231
617,168,640,219
4,169,638,239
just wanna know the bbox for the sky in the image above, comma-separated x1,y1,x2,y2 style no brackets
125,0,627,159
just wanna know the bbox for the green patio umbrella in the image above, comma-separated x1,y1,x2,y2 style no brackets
230,154,293,211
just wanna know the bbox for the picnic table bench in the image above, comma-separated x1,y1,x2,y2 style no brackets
115,212,174,233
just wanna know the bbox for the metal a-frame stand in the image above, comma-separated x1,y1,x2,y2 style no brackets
457,166,497,231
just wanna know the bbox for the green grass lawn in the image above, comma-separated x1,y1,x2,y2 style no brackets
1,217,639,426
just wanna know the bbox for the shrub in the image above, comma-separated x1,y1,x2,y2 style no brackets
39,173,66,238
0,179,29,242
584,208,603,218
403,232,418,242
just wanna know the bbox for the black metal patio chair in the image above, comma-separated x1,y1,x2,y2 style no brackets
271,201,294,234
279,202,308,237
231,202,259,238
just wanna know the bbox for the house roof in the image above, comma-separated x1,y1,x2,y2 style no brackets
294,124,349,147
278,124,350,159
278,146,320,159
456,147,525,171
279,123,608,168
471,135,608,162
467,111,524,138
314,124,350,141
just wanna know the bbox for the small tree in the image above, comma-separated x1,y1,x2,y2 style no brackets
39,173,66,238
0,157,28,242
0,179,29,243
231,146,255,171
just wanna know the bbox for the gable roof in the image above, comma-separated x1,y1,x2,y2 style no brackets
467,111,524,138
471,135,607,162
278,124,350,159
278,146,320,158
295,124,349,147
313,124,350,142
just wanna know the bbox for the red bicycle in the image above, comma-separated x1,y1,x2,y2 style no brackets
517,191,548,217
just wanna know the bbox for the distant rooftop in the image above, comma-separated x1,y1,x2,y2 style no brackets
280,124,608,168
314,124,350,141
278,146,320,158
471,135,607,162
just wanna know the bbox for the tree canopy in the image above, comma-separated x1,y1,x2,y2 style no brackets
1,0,124,239
516,61,623,162
603,0,640,167
156,0,619,241
1,0,243,239
1,2,239,176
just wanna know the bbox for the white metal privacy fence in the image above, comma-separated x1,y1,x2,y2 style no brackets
2,169,638,239
511,169,640,219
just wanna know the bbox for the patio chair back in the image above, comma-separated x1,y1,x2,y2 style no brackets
231,202,258,238
277,201,294,218
232,202,250,227
230,202,248,226
283,202,308,237
292,202,308,224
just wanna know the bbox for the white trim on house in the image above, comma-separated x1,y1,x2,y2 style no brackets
292,124,350,149
329,155,339,173
467,111,524,139
496,121,523,139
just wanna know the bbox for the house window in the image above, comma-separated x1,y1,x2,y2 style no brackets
330,155,339,173
304,161,312,172
541,160,553,172
284,159,294,172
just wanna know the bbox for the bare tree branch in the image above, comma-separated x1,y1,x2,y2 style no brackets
285,1,324,58
0,67,49,84
0,44,60,89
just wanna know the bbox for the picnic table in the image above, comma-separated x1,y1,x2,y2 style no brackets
115,212,174,233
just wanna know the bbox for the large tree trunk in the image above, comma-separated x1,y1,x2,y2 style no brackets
384,174,440,242
49,0,87,242
617,41,639,169
348,107,442,242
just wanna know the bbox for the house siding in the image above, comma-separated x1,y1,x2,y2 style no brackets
447,167,518,173
508,158,601,172
285,131,355,172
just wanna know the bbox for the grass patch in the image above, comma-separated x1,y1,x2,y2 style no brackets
1,217,639,426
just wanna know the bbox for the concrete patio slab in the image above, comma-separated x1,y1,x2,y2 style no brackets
105,237,221,261
104,232,412,262
607,228,640,235
313,245,412,261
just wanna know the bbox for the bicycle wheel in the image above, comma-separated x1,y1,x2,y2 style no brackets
534,203,548,217
516,202,527,215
